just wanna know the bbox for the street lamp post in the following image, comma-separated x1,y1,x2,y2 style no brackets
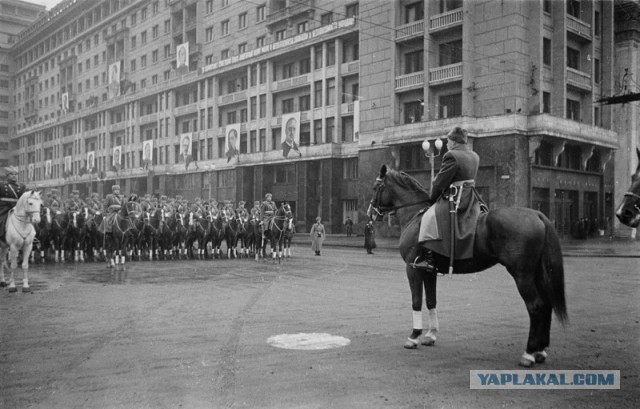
422,138,443,195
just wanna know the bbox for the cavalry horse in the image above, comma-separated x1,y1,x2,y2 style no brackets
0,191,42,292
33,206,53,263
282,211,295,258
223,208,240,259
50,208,68,262
103,199,142,267
64,208,87,262
207,209,225,259
616,149,640,228
369,165,567,367
258,203,292,261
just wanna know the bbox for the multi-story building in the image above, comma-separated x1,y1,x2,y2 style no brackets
0,0,45,168
612,0,640,238
7,0,621,237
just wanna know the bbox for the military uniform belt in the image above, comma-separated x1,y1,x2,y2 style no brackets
450,179,475,187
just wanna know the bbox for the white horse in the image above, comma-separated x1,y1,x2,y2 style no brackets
0,190,42,293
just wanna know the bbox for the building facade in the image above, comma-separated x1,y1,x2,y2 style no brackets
0,0,46,168
8,0,622,237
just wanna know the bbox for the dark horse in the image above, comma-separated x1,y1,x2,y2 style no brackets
103,200,141,268
259,203,292,261
369,165,567,367
616,149,640,228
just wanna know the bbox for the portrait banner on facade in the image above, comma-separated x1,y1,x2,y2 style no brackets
112,146,122,169
142,140,153,170
86,151,95,173
28,163,34,181
45,159,52,179
108,61,121,98
64,155,73,177
61,92,69,114
225,124,240,163
281,112,301,158
176,42,189,69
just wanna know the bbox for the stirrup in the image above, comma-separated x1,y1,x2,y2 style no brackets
410,256,434,272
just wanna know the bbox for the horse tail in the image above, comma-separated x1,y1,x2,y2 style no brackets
537,213,568,326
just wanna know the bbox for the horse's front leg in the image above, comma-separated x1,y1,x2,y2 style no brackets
7,246,21,292
20,242,34,293
0,248,8,287
403,263,439,348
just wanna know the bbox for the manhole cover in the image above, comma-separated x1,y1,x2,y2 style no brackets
267,333,351,350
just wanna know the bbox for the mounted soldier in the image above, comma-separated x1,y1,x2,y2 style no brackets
65,190,83,212
49,189,63,213
259,193,276,233
102,185,123,235
236,200,248,221
250,201,261,220
0,166,28,243
416,126,483,270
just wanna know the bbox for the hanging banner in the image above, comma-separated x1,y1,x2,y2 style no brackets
281,112,301,158
142,140,153,163
112,145,122,169
28,163,34,181
108,61,121,98
176,42,189,69
225,124,240,163
61,92,69,114
64,155,73,176
86,151,95,173
45,159,52,179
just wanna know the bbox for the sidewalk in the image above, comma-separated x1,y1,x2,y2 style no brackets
295,234,640,258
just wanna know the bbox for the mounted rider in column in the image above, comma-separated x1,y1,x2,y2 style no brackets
0,166,27,243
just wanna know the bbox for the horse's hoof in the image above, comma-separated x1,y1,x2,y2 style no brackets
534,350,547,363
404,337,419,349
8,287,17,293
0,281,7,288
519,353,536,368
22,287,31,293
421,334,436,346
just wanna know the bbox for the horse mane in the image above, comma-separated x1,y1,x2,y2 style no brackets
386,169,429,195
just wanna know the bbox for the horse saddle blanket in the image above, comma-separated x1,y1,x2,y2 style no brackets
99,213,117,234
418,206,439,242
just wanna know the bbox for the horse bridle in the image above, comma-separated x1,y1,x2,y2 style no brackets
369,176,430,218
623,191,640,214
14,198,42,224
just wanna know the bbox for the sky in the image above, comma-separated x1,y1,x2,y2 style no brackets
30,0,61,10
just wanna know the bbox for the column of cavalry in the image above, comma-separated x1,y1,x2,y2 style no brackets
29,186,296,267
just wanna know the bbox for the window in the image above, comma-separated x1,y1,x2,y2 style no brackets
239,13,247,29
314,80,323,106
567,47,580,70
346,3,359,18
153,25,158,38
164,20,170,34
250,97,257,119
326,42,335,66
274,164,295,184
131,13,137,26
275,29,286,41
314,119,322,144
342,116,355,142
567,0,580,18
405,50,424,74
543,38,551,66
594,58,600,84
404,101,423,123
222,0,229,6
222,20,229,36
141,55,147,67
259,128,266,151
257,5,265,22
282,62,294,79
566,99,580,121
206,0,214,14
594,106,600,127
297,21,308,34
259,95,266,118
141,31,147,44
256,36,266,48
238,43,246,54
299,95,310,111
542,91,551,113
438,93,462,118
206,55,213,64
164,45,171,58
405,2,424,24
152,49,158,63
326,117,335,142
594,11,601,36
326,78,335,105
439,39,461,65
299,58,310,74
543,0,552,13
321,12,333,25
206,27,214,41
314,46,323,69
227,111,236,124
131,59,137,71
282,98,294,114
221,49,229,59
343,158,358,179
152,75,158,84
141,7,147,20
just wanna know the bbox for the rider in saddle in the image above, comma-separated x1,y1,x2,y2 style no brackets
260,193,276,230
236,200,248,221
0,166,28,243
86,192,103,215
49,189,63,213
416,126,482,271
250,201,261,221
103,185,123,234
65,190,82,212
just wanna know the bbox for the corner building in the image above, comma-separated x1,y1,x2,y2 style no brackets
10,0,620,236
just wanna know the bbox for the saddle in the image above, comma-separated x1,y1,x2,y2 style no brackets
98,213,118,234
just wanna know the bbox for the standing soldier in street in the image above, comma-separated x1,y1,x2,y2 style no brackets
0,166,28,242
364,218,376,255
310,216,325,256
344,216,354,237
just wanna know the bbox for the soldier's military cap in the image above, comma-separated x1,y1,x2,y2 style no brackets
112,185,121,191
160,195,167,200
4,166,18,175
